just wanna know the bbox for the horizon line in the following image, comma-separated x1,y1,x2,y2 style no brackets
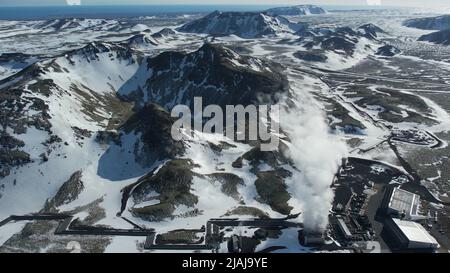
0,4,411,7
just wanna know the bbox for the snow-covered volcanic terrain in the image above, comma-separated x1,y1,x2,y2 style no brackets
177,11,307,38
404,15,450,30
419,29,450,45
1,6,450,253
265,5,327,16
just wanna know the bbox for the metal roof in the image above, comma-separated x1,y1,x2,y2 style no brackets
388,187,420,216
392,218,438,245
337,217,352,238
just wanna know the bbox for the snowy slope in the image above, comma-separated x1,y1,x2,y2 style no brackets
177,11,306,38
0,42,298,249
0,53,40,80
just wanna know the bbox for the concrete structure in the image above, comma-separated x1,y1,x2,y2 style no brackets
301,231,325,246
228,235,241,253
382,187,424,221
336,217,353,240
384,218,439,251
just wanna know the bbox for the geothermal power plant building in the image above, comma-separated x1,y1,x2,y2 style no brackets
384,218,439,251
382,187,423,221
381,186,439,251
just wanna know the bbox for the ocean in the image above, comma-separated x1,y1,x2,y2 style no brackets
0,5,398,21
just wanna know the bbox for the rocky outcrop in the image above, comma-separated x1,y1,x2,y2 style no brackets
255,169,293,215
52,171,84,207
207,173,245,200
125,43,289,109
376,45,401,56
130,159,198,221
121,103,185,166
126,33,159,48
358,23,385,39
418,29,450,45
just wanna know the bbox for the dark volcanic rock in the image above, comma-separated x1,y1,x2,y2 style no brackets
295,29,319,38
33,18,125,32
294,50,328,62
294,24,385,58
177,11,303,38
335,27,358,37
255,170,293,215
300,27,362,56
207,173,245,200
418,29,450,45
126,33,158,48
404,15,450,30
321,36,357,55
151,28,176,39
122,103,185,166
224,206,270,219
34,18,84,31
0,149,30,178
132,159,196,203
376,45,401,56
0,132,25,149
95,130,121,145
131,159,198,221
0,84,48,178
0,53,35,64
65,41,136,64
126,43,289,109
52,171,84,207
232,146,290,171
358,23,384,39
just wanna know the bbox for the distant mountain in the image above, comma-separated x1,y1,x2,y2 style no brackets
265,5,327,16
151,28,176,39
33,18,85,31
126,33,159,49
32,18,149,33
404,15,450,30
297,24,385,57
33,18,112,32
418,29,450,45
177,11,306,38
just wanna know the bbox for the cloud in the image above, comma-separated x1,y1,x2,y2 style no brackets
66,0,81,5
366,0,382,5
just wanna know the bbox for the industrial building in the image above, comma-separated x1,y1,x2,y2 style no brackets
300,230,325,246
384,218,439,251
336,217,353,240
381,186,424,221
379,186,440,252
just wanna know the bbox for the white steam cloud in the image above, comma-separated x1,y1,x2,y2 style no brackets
66,0,81,5
281,72,348,232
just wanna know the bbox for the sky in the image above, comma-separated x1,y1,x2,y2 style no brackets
0,0,449,7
